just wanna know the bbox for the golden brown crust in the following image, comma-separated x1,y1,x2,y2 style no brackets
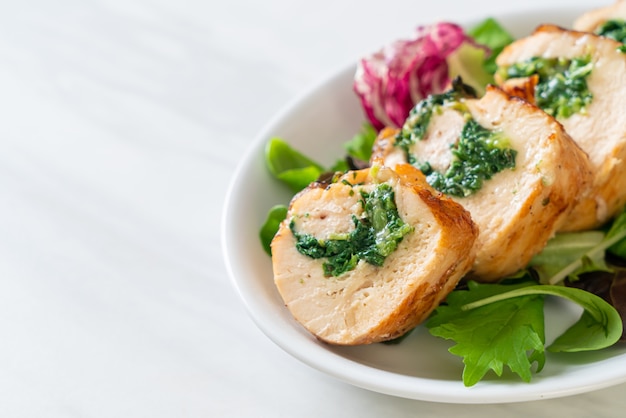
370,127,399,166
496,75,539,104
495,25,626,231
271,165,477,345
369,86,593,282
394,163,478,248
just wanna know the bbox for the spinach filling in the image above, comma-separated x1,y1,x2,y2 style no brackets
420,119,516,197
498,56,593,119
395,78,477,164
394,79,517,198
596,19,626,44
290,183,414,277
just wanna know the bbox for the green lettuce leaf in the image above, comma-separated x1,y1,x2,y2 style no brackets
607,208,626,258
529,231,610,283
468,17,515,74
259,205,288,255
426,281,623,386
446,42,492,96
265,137,325,193
426,281,545,386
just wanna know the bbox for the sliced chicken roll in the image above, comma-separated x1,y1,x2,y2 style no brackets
371,84,592,282
574,0,626,35
271,165,478,345
495,24,626,231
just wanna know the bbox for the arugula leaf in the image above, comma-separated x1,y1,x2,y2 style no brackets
265,137,325,193
566,268,626,342
468,17,515,74
427,281,623,386
462,285,623,352
550,311,619,353
426,281,545,386
259,205,288,255
531,211,626,285
529,231,610,283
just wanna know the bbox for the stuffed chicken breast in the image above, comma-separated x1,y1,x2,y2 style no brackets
495,24,626,231
271,165,478,345
371,83,592,282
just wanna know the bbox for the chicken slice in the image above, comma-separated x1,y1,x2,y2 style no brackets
574,0,626,33
495,24,626,231
371,85,592,282
271,165,478,345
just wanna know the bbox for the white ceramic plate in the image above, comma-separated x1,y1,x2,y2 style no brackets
222,5,626,403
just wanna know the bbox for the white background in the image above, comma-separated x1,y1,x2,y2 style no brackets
0,0,624,416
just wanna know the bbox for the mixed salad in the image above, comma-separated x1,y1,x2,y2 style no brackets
259,16,626,386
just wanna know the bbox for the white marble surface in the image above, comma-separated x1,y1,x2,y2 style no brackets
1,0,624,416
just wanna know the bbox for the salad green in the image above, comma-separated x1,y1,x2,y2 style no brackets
259,123,378,255
467,17,515,74
264,137,326,193
427,279,622,386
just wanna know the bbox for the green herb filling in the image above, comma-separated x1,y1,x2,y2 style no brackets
419,119,516,197
498,56,593,119
596,19,626,44
395,78,477,164
290,183,414,277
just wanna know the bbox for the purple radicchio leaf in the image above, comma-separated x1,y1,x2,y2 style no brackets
353,22,482,130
